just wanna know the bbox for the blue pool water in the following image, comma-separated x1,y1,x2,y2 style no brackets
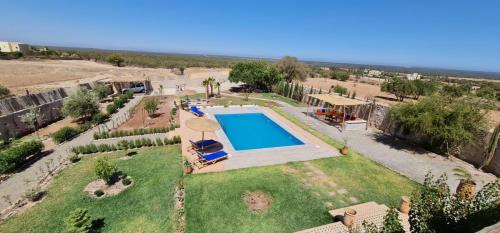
214,113,304,151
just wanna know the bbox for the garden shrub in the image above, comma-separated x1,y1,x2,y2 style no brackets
95,157,118,184
106,104,118,114
91,112,109,125
52,126,80,144
382,208,404,233
69,153,80,163
122,177,132,186
77,122,92,133
0,140,44,173
92,126,177,139
23,187,45,202
64,208,92,233
94,189,104,197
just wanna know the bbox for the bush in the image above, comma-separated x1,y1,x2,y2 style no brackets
91,112,109,125
69,153,80,163
92,127,171,139
77,122,92,132
52,127,80,144
64,208,92,233
0,140,44,174
95,157,118,184
23,187,45,202
106,104,118,114
144,98,159,116
92,83,111,100
122,178,132,186
94,189,104,197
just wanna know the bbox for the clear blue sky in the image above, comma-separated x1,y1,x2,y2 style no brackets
1,0,499,72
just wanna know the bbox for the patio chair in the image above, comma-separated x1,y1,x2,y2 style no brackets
189,139,218,150
196,150,228,165
190,106,205,117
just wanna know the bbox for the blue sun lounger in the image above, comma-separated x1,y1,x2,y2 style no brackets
189,139,218,150
196,150,228,165
190,106,205,117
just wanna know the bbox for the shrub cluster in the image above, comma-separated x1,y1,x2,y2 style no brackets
106,91,134,114
0,140,44,173
51,126,80,144
91,112,110,125
71,136,181,154
93,125,179,140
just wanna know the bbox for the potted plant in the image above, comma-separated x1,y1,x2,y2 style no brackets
399,196,411,214
340,137,349,155
342,208,357,228
183,159,193,175
452,166,476,200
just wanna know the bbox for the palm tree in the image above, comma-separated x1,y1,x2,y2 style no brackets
208,77,215,97
215,81,221,96
202,79,210,100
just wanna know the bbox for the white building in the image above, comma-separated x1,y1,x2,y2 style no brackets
367,70,382,77
0,41,30,53
406,73,421,80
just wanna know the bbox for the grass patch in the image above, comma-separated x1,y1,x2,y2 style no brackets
188,93,279,107
0,146,182,233
253,93,306,107
184,166,331,233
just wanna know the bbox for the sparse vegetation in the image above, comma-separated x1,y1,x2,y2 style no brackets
0,84,12,99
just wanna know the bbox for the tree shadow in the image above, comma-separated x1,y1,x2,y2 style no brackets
91,218,106,233
370,131,430,155
13,149,55,173
375,95,400,102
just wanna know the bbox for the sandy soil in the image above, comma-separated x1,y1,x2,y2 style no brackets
301,77,397,105
0,59,230,95
114,96,179,131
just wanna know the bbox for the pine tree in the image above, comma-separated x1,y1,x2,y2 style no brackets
307,87,314,105
64,208,92,233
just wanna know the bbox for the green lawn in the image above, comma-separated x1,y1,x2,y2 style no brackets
0,146,183,233
188,93,279,107
253,93,307,107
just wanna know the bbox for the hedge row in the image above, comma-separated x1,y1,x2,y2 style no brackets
106,91,134,114
0,140,44,174
71,136,181,154
51,120,97,144
93,124,179,140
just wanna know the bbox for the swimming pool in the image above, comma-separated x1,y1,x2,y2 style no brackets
214,113,304,151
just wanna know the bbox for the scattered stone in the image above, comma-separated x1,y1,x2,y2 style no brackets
242,191,272,212
84,176,133,198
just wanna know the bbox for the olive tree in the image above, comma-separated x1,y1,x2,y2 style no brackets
229,61,282,92
390,94,488,156
0,84,11,99
143,98,159,116
62,88,99,120
275,56,309,82
106,53,125,67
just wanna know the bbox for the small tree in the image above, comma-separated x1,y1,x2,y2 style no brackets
229,61,282,92
92,83,111,100
20,108,41,137
215,81,221,96
63,88,99,120
0,84,11,99
202,79,210,100
64,208,92,233
106,53,124,67
95,157,118,184
143,98,159,116
381,208,404,233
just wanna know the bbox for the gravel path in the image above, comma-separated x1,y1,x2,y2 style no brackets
0,95,144,212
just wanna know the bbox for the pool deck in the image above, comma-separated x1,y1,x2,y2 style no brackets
179,105,339,173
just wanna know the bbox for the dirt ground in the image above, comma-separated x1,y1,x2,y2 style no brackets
301,77,397,105
115,96,178,131
0,59,230,95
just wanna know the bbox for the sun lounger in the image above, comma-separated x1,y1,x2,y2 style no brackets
190,106,205,117
196,150,228,165
189,139,218,150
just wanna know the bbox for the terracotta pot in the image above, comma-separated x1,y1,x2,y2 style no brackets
340,146,349,155
343,208,357,228
456,179,476,200
183,166,193,175
399,196,411,214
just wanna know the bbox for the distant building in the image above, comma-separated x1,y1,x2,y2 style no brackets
320,67,330,71
406,73,421,80
0,41,30,53
367,70,382,77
